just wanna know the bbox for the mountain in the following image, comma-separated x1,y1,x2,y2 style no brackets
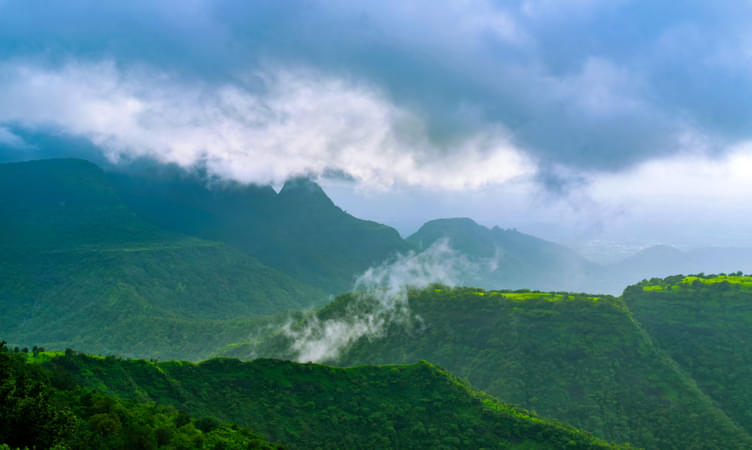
611,245,752,287
0,159,324,360
0,345,281,449
254,286,752,449
612,245,689,275
407,218,605,292
39,350,621,449
108,171,413,295
623,274,752,436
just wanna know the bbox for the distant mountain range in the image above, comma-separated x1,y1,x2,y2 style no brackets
612,244,752,283
407,217,603,292
3,157,752,360
407,218,752,294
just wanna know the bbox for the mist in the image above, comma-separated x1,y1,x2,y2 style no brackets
282,238,491,363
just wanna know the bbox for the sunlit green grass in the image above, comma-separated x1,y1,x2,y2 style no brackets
641,274,752,291
435,287,602,302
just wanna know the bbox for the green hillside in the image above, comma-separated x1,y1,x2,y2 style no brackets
0,159,324,360
254,286,752,449
38,351,620,449
407,218,606,293
0,343,280,449
109,172,413,295
624,274,752,435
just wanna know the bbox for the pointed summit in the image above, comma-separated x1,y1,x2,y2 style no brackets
278,177,334,208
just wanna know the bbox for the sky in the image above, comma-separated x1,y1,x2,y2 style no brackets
1,0,752,259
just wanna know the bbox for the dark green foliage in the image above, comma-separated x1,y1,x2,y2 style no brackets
42,352,620,449
0,344,78,448
261,286,752,449
108,172,413,295
624,274,752,436
0,343,279,449
0,159,324,360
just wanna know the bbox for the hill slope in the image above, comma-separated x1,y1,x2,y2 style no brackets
0,345,280,449
0,159,323,360
42,351,620,449
108,171,413,295
256,286,752,449
623,274,752,436
407,218,605,293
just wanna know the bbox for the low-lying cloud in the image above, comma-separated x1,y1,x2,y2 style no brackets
283,238,490,363
0,59,533,190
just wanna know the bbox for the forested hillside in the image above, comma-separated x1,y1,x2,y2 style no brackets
0,343,280,449
624,274,752,436
109,171,413,295
251,286,752,449
0,159,323,360
38,350,620,449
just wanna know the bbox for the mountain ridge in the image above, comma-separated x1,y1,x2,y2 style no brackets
37,350,623,449
246,285,752,449
0,158,325,360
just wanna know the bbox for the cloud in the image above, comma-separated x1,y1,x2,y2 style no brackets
283,238,488,362
587,141,752,221
3,1,752,177
0,59,533,189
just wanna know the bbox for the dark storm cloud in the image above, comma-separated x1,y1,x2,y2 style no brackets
1,0,752,175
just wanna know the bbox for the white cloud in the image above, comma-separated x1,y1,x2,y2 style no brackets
0,59,535,189
284,238,486,362
588,141,752,209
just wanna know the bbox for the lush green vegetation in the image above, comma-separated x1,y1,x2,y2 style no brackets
252,286,751,449
624,273,752,436
0,159,324,360
109,172,413,295
38,351,621,449
0,342,280,449
7,159,752,449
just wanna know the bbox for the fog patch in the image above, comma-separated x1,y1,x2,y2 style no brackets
283,238,493,362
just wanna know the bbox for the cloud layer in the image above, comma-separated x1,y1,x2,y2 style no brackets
2,1,752,248
0,60,531,188
3,1,752,177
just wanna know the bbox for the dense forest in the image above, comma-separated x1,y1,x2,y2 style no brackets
245,285,751,449
0,345,620,449
624,275,752,436
0,159,322,360
108,172,412,295
4,159,752,449
0,342,280,449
